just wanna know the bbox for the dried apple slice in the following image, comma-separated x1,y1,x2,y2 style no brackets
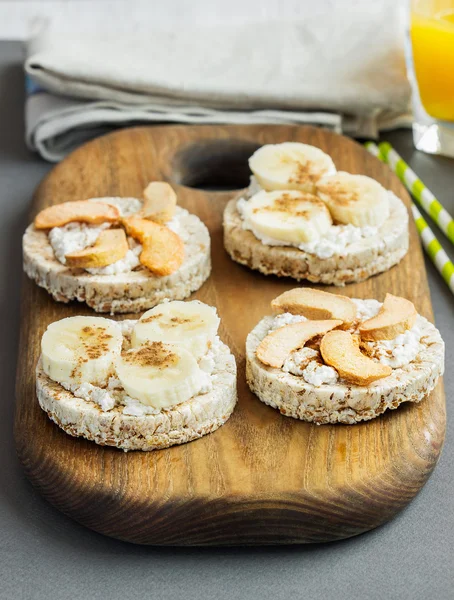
271,287,357,326
256,319,342,368
359,294,417,341
34,201,120,229
122,216,157,242
122,216,184,276
142,182,177,224
65,228,129,268
320,330,392,386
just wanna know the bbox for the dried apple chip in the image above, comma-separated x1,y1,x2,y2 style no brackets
142,182,177,224
122,216,184,276
34,201,120,229
321,330,392,386
65,229,128,268
256,319,342,368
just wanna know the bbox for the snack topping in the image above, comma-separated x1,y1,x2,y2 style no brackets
316,171,390,227
238,190,332,244
41,316,123,386
131,300,220,359
256,288,422,387
40,301,222,413
34,183,185,277
235,143,406,259
248,142,336,193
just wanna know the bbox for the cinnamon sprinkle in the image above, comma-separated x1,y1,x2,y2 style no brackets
121,341,177,369
317,181,359,206
288,160,322,184
253,192,326,218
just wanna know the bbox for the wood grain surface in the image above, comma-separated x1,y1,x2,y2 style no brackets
14,125,446,545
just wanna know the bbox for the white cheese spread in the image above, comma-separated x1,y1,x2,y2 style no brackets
351,298,381,321
283,349,338,385
362,324,423,369
122,396,161,416
268,312,307,332
350,299,423,369
283,348,319,376
302,361,339,386
48,222,111,264
61,380,117,412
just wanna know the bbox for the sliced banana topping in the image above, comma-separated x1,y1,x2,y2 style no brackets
131,300,220,360
41,316,123,386
115,342,205,409
271,287,357,327
249,142,336,193
316,171,390,227
320,330,392,386
243,190,332,244
359,294,417,341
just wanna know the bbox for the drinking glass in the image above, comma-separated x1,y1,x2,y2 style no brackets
410,0,454,156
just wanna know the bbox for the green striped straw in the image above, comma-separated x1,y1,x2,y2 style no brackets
364,141,385,162
365,142,454,294
378,141,454,245
411,203,454,294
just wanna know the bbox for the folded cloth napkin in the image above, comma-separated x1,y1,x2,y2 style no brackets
25,3,412,162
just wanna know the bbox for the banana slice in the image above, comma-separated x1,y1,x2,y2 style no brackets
243,190,332,244
249,142,336,193
41,316,123,386
131,300,220,359
316,172,390,227
115,342,204,409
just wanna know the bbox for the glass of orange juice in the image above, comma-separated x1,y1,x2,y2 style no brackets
410,0,454,156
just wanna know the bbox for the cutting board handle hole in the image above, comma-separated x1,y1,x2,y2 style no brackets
170,139,260,192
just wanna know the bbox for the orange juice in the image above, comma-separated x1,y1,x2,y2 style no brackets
411,9,454,121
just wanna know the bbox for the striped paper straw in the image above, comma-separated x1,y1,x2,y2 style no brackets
378,141,454,245
364,141,384,162
365,141,454,295
411,203,454,294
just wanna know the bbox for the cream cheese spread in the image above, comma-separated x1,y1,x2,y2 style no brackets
362,324,423,369
48,222,111,264
302,361,339,386
268,312,307,332
283,348,338,385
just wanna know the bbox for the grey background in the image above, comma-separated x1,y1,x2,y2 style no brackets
0,41,452,600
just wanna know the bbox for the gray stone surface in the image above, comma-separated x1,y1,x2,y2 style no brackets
0,41,452,600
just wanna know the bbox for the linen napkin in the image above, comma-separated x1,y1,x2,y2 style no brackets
25,3,412,162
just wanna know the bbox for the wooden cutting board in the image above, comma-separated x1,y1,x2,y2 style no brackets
15,125,446,545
